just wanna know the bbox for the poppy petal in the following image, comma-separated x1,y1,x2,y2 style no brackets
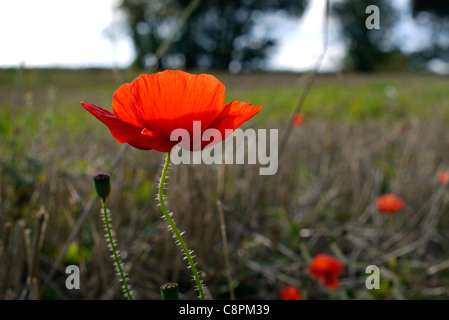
201,101,262,149
83,71,263,153
128,128,176,152
293,113,305,126
308,254,344,289
376,193,405,213
113,70,227,140
111,82,141,126
279,286,302,300
321,276,340,290
81,102,144,144
439,171,449,185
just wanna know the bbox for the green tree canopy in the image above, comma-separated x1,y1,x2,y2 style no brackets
411,0,449,67
119,0,308,71
332,0,397,72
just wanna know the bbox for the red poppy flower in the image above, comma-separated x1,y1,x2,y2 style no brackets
439,171,449,185
293,113,305,126
308,254,344,290
376,193,405,214
81,70,261,152
279,286,302,300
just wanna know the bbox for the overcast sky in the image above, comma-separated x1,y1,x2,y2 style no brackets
0,0,133,68
0,0,429,72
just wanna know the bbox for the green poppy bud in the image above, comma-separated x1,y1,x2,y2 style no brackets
160,282,179,300
93,173,111,201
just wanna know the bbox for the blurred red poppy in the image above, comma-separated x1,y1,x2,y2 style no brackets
279,286,302,300
293,113,305,126
376,193,405,214
308,254,344,289
439,171,449,185
81,70,261,152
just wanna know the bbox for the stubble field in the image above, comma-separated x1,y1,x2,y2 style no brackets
1,67,449,300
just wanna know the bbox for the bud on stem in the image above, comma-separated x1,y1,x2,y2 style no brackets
93,173,111,201
160,282,179,300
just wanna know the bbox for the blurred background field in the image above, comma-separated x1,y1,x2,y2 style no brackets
1,67,449,300
2,0,449,300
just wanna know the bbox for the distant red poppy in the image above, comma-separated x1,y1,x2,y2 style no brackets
279,286,302,300
308,254,344,289
439,171,449,185
293,113,305,126
376,193,405,214
81,70,261,152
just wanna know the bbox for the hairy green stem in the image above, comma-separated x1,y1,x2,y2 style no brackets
101,200,133,300
159,152,206,300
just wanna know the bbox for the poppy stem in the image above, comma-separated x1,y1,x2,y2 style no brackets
158,152,206,300
101,199,134,300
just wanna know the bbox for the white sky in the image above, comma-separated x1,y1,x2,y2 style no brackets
269,0,345,72
0,0,133,68
0,0,428,72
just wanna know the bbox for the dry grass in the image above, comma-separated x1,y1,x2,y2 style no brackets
1,69,449,300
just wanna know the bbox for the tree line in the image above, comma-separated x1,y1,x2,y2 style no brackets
118,0,449,72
